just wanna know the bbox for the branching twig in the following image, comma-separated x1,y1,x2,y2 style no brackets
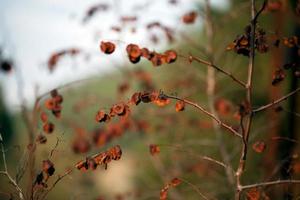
253,87,300,113
235,0,269,199
0,134,25,200
235,0,264,199
39,168,73,200
161,94,242,138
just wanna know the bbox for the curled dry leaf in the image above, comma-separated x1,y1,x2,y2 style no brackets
164,50,177,63
42,159,55,176
34,172,46,188
246,188,260,200
100,41,116,54
153,96,170,107
44,90,63,119
238,100,251,118
111,102,126,116
149,144,160,156
95,110,110,123
171,178,182,187
45,99,55,110
140,92,153,103
150,53,166,66
40,112,48,123
252,141,266,153
160,178,182,200
160,187,169,200
175,100,185,112
141,48,153,60
126,44,142,64
130,92,142,105
272,68,285,86
43,122,55,134
75,145,122,171
99,41,179,66
282,36,298,48
109,145,122,160
182,11,197,24
227,26,268,56
36,134,47,144
214,98,232,115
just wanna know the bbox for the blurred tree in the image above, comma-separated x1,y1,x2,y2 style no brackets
0,87,14,145
0,48,14,144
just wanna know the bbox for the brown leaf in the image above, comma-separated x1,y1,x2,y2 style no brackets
182,11,197,24
175,100,185,112
246,188,260,200
43,122,55,134
149,144,160,156
252,141,266,153
100,41,116,54
95,110,110,123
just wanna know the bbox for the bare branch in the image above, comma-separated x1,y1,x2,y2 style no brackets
271,136,298,144
159,144,229,169
186,55,246,88
161,93,242,138
253,87,300,113
241,179,300,190
235,1,264,199
252,0,268,23
179,178,215,200
39,168,73,200
0,135,25,200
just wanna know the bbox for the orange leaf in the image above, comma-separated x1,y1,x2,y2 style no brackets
175,100,185,112
100,41,115,54
149,144,160,156
252,141,266,153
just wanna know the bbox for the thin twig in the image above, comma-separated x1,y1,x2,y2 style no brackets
240,179,300,190
39,168,73,200
235,0,264,199
179,178,215,200
187,55,246,88
0,135,25,200
271,136,298,144
253,87,300,113
159,144,229,169
161,93,242,138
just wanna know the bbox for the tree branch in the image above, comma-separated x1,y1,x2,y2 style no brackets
179,178,215,200
39,168,73,200
187,55,246,88
253,87,300,113
241,179,300,190
161,93,242,138
0,134,25,200
235,0,264,199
